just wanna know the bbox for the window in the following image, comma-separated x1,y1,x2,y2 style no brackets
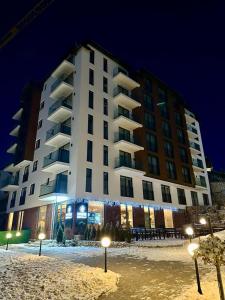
23,166,29,183
29,184,35,195
175,112,183,126
120,176,133,197
38,120,43,129
161,185,172,203
103,121,108,139
89,69,94,85
142,181,154,200
203,194,209,206
148,155,160,175
177,188,186,205
166,161,177,179
162,121,171,138
146,133,157,152
103,98,108,115
177,129,186,144
164,141,174,158
103,172,109,194
159,103,169,119
144,113,156,130
144,94,154,111
32,161,38,172
191,191,199,206
85,168,92,192
10,191,17,208
182,167,192,183
158,87,167,102
119,127,130,142
87,140,93,162
145,79,152,92
103,77,108,93
40,101,45,110
119,150,132,167
89,91,94,109
19,187,27,205
179,147,188,163
103,145,108,166
35,139,40,149
103,58,108,72
89,50,95,64
88,115,93,134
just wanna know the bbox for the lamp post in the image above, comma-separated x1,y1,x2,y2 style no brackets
5,232,12,250
38,233,46,256
199,216,213,236
185,226,194,242
16,231,21,237
101,237,111,273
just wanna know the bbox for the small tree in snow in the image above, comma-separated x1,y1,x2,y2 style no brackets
194,236,225,300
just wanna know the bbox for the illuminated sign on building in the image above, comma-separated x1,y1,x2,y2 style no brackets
77,204,87,219
65,205,73,220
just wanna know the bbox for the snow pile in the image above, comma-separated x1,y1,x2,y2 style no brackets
134,238,184,248
0,249,119,300
174,270,225,300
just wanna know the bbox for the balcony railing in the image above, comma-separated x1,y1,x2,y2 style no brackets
43,149,69,168
185,109,196,119
113,67,128,77
187,125,198,135
46,124,71,141
114,133,142,146
40,174,67,197
189,142,201,151
192,159,203,169
113,86,129,97
195,177,207,187
1,175,19,187
51,74,73,93
115,158,143,170
48,96,72,116
114,109,140,123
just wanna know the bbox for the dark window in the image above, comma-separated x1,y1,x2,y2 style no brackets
10,191,17,208
103,145,108,166
89,69,94,85
144,113,156,130
144,94,154,111
182,167,192,183
89,50,95,64
164,141,174,158
161,185,172,203
103,77,108,93
179,147,189,163
103,172,109,194
103,58,108,72
175,112,183,126
162,121,171,138
191,191,199,206
85,168,92,192
19,187,27,205
38,120,43,129
177,188,186,205
23,166,29,183
87,140,93,162
89,91,94,109
35,139,40,149
119,150,132,167
103,98,108,115
158,87,167,102
145,79,152,92
29,184,35,195
118,127,130,141
40,101,45,110
159,103,169,119
142,181,154,200
203,194,209,205
32,161,38,172
146,133,158,152
166,161,177,179
120,176,133,197
88,115,93,134
177,129,186,144
104,121,108,139
148,155,160,175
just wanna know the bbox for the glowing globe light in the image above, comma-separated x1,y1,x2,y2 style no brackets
6,232,12,239
101,237,111,248
38,233,46,240
199,217,207,225
188,243,199,257
185,226,194,236
16,231,21,237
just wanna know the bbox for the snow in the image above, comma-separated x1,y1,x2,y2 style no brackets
0,249,119,300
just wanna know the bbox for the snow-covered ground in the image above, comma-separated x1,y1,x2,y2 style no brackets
0,249,119,300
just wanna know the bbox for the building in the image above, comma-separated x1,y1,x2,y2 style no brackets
1,41,212,238
0,171,11,230
208,170,225,206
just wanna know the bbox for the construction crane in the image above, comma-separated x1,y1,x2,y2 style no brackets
0,0,55,49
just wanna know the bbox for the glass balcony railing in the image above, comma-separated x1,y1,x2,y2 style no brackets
51,74,73,93
40,174,67,197
189,142,201,151
113,67,128,77
114,133,142,145
43,149,70,168
2,175,19,187
192,159,203,169
113,86,129,97
185,110,196,119
48,96,72,116
187,125,198,135
46,124,71,141
195,177,207,187
115,158,143,170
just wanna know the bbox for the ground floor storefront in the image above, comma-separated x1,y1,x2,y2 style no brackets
6,200,188,239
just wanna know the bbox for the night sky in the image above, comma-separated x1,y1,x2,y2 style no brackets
0,0,224,170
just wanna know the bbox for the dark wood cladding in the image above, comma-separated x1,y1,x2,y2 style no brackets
154,209,165,228
22,207,39,239
132,206,145,227
132,71,195,188
104,205,121,225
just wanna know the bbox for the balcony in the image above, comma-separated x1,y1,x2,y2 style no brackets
39,174,68,201
48,96,72,123
10,125,20,137
195,177,207,189
4,163,19,173
45,124,71,148
0,175,19,192
50,74,73,100
6,143,17,154
114,158,145,177
192,158,204,172
114,110,142,131
42,149,70,174
189,141,201,155
51,58,75,79
12,108,23,121
187,124,198,139
114,133,144,153
113,86,141,110
113,67,140,90
185,109,196,124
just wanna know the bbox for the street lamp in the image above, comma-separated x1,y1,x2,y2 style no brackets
188,242,203,295
38,233,46,256
199,217,207,225
101,237,111,273
16,231,21,237
5,232,12,250
185,226,194,242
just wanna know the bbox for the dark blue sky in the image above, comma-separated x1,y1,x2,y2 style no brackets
0,0,224,170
